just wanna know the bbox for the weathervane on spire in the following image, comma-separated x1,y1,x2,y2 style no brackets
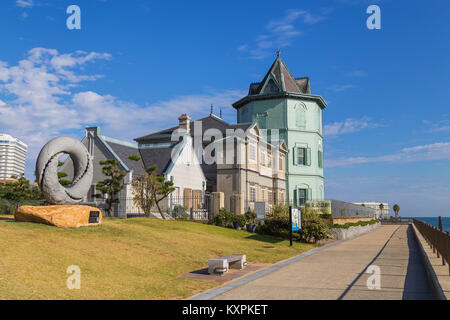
277,49,281,58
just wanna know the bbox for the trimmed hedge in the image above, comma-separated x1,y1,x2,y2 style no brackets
331,219,380,229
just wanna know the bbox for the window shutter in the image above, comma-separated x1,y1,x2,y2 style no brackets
306,148,311,166
321,150,323,168
293,148,298,165
318,150,323,168
307,188,312,201
293,189,298,206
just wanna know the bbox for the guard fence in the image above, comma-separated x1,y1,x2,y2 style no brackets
413,218,450,275
116,195,212,220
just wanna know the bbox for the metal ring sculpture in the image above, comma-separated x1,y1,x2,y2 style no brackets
36,137,93,205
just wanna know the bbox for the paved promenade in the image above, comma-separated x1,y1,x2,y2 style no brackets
209,225,436,300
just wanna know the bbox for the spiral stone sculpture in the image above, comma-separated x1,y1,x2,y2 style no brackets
35,136,93,205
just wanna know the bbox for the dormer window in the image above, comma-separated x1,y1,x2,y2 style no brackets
267,79,279,93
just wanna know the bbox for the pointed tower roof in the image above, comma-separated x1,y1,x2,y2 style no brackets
248,50,311,96
234,51,326,110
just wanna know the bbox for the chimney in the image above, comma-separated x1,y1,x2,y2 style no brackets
178,114,191,133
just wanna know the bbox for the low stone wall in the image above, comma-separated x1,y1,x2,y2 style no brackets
329,222,381,240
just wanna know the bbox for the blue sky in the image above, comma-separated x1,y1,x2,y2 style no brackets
0,0,449,217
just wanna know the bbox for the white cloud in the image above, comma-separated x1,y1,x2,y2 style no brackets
324,117,380,137
348,70,366,77
327,84,355,92
423,119,450,133
16,0,33,8
327,142,450,168
240,9,326,59
0,48,245,179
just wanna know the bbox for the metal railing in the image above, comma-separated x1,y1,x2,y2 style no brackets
381,218,413,225
413,218,450,275
116,196,212,220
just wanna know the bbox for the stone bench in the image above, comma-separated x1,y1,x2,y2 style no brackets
208,254,247,275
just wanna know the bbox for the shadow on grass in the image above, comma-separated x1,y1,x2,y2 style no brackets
0,216,14,222
245,234,285,244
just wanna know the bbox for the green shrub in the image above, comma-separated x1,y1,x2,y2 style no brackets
257,214,290,238
270,204,289,217
320,213,332,219
244,211,257,224
213,208,234,227
172,205,189,219
301,211,329,243
0,199,16,215
232,214,246,228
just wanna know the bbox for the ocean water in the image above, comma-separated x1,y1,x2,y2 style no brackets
407,217,450,232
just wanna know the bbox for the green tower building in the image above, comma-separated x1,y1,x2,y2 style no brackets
233,51,327,205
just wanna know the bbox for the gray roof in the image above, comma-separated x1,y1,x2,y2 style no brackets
295,77,311,94
247,54,310,96
138,146,177,175
105,141,146,175
135,114,252,143
103,139,179,176
95,115,254,177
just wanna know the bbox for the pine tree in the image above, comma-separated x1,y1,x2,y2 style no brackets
131,165,175,219
2,175,34,212
95,159,126,217
57,161,72,187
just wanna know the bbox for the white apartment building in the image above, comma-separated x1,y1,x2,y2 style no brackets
353,202,390,219
0,134,27,181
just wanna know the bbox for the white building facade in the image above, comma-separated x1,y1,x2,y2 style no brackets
353,202,390,219
0,134,27,180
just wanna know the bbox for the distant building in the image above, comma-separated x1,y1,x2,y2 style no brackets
0,134,27,181
353,202,390,219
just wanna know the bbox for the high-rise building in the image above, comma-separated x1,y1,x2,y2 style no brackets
0,134,27,181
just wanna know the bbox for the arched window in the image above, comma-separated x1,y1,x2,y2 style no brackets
295,103,307,128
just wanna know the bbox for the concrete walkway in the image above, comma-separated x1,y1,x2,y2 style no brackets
208,225,436,300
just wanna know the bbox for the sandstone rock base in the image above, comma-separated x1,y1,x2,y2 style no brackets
15,205,102,228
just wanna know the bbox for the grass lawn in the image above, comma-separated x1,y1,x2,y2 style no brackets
0,215,318,300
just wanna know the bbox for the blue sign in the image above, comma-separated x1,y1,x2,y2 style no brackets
291,207,301,232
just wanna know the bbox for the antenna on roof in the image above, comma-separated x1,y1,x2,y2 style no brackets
220,108,222,119
210,104,213,115
277,48,281,58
